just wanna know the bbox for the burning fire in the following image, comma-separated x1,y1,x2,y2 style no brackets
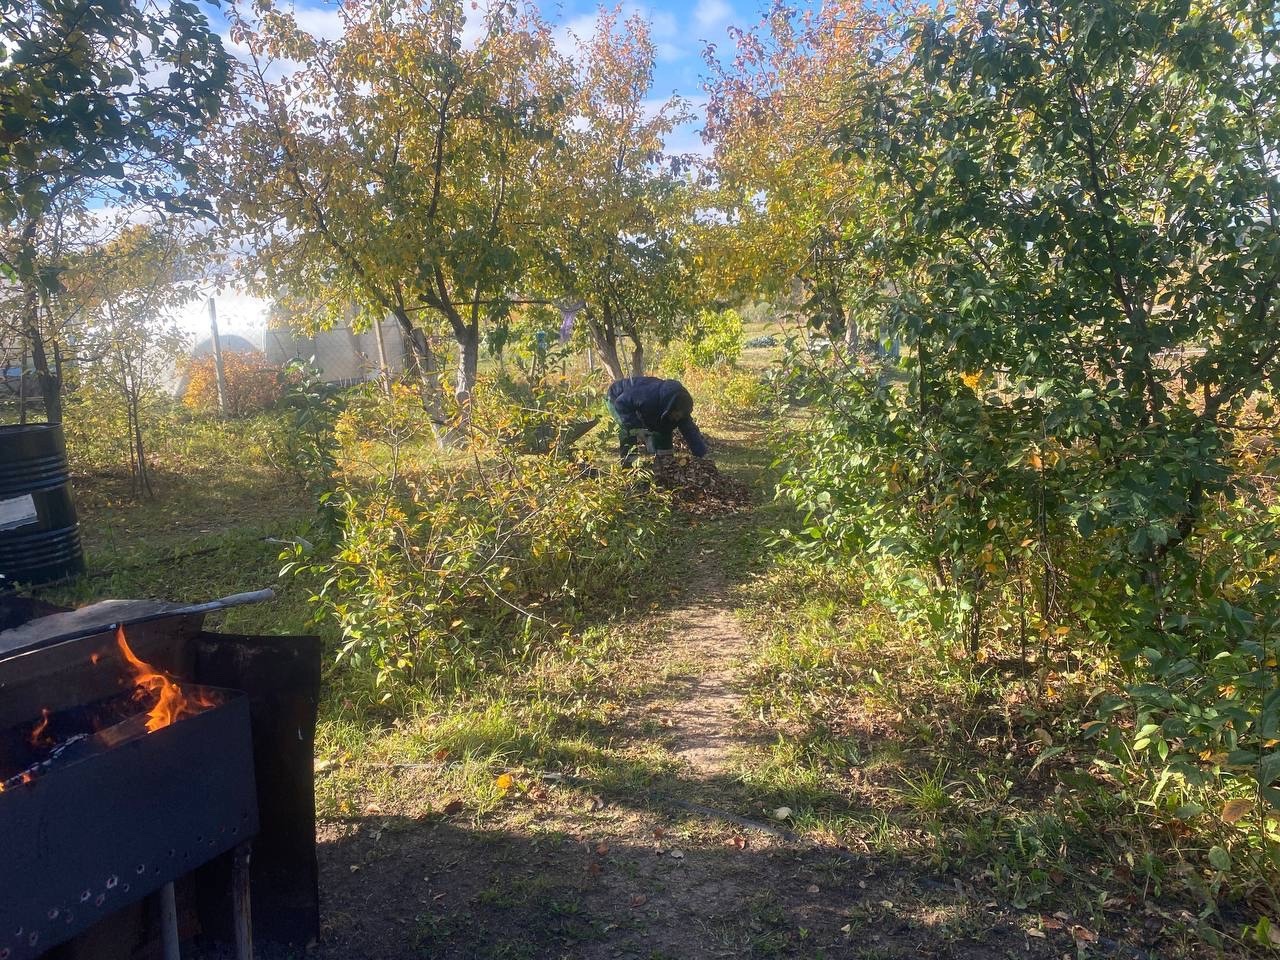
115,626,215,732
29,708,52,748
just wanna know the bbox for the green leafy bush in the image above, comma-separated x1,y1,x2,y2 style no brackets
757,0,1280,917
677,364,772,424
660,309,744,374
286,396,669,696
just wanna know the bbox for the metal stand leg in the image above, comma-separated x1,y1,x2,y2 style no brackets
232,843,254,960
160,882,181,960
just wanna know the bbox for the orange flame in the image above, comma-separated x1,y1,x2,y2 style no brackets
29,708,52,749
115,626,215,733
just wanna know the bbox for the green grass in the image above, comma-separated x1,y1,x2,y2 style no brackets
732,548,1280,953
28,365,1267,954
34,409,322,636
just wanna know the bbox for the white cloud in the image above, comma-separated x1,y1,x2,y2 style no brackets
554,5,686,61
291,3,344,41
654,42,684,61
552,11,601,58
459,8,485,49
663,120,710,160
693,0,733,32
650,10,677,38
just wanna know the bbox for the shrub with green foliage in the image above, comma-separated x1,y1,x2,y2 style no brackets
772,0,1280,913
285,385,669,697
660,308,744,373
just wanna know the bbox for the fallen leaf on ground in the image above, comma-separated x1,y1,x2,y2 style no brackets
653,826,665,839
1070,926,1098,943
440,799,464,816
670,849,685,859
806,884,820,894
629,894,647,908
728,835,747,849
595,841,609,855
585,795,605,811
1026,928,1046,939
771,806,793,821
1222,798,1253,824
879,901,893,909
314,758,334,773
495,773,514,791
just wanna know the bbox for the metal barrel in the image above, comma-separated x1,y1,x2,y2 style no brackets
0,424,85,586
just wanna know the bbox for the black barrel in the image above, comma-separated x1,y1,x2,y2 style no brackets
0,424,84,586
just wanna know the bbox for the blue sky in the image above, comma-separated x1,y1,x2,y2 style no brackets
551,0,744,110
549,0,754,154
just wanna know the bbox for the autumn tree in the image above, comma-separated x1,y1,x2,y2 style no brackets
0,0,229,423
68,225,191,496
213,0,567,425
701,2,894,344
776,0,1280,812
531,7,696,380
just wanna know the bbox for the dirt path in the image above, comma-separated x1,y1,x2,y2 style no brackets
660,595,749,776
299,427,1063,960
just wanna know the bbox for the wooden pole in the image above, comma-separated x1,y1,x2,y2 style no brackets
208,297,228,417
371,312,391,396
160,881,181,960
18,347,28,424
232,842,254,960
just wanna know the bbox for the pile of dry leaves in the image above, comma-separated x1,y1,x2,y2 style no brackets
652,455,751,516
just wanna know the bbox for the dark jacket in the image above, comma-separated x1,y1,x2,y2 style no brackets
606,376,708,457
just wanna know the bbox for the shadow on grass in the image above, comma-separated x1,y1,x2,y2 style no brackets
292,806,1062,960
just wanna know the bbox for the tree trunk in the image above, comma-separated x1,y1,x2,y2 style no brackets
391,308,436,387
629,340,645,377
15,220,62,423
454,323,479,412
587,315,625,382
389,307,447,442
24,302,62,423
130,395,153,498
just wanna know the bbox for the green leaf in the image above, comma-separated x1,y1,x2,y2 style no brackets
1208,846,1232,872
1259,750,1280,787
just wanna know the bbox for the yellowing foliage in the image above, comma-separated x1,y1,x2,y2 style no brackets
183,351,283,417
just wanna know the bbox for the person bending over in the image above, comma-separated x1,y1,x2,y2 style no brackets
605,376,709,465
